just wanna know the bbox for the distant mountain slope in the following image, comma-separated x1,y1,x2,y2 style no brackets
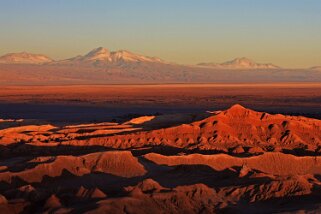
198,57,280,69
0,48,320,84
56,47,164,65
0,52,53,64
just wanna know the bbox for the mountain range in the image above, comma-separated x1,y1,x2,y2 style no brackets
0,47,320,84
56,47,164,65
198,57,280,69
0,47,280,69
0,47,319,70
0,52,53,64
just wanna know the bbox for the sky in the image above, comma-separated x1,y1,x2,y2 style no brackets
0,0,320,68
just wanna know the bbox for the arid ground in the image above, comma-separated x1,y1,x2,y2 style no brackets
0,83,321,213
0,83,320,123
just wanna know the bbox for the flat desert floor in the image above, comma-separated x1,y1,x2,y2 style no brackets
0,83,320,124
0,83,321,213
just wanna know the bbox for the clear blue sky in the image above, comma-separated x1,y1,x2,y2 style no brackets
0,0,320,67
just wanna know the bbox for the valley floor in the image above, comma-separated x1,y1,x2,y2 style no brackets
0,83,320,124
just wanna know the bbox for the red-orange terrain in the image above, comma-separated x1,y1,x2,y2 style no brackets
0,105,320,213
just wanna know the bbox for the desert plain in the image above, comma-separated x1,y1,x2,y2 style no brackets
0,83,320,123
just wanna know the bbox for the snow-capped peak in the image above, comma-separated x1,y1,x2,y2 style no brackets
63,47,164,64
222,57,256,67
198,57,279,69
83,47,110,61
0,52,53,64
109,50,162,63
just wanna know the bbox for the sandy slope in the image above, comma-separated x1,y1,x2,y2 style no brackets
0,105,320,213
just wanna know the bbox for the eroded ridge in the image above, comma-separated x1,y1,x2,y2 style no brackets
0,105,320,213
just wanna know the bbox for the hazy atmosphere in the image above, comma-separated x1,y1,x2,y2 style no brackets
0,0,320,67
